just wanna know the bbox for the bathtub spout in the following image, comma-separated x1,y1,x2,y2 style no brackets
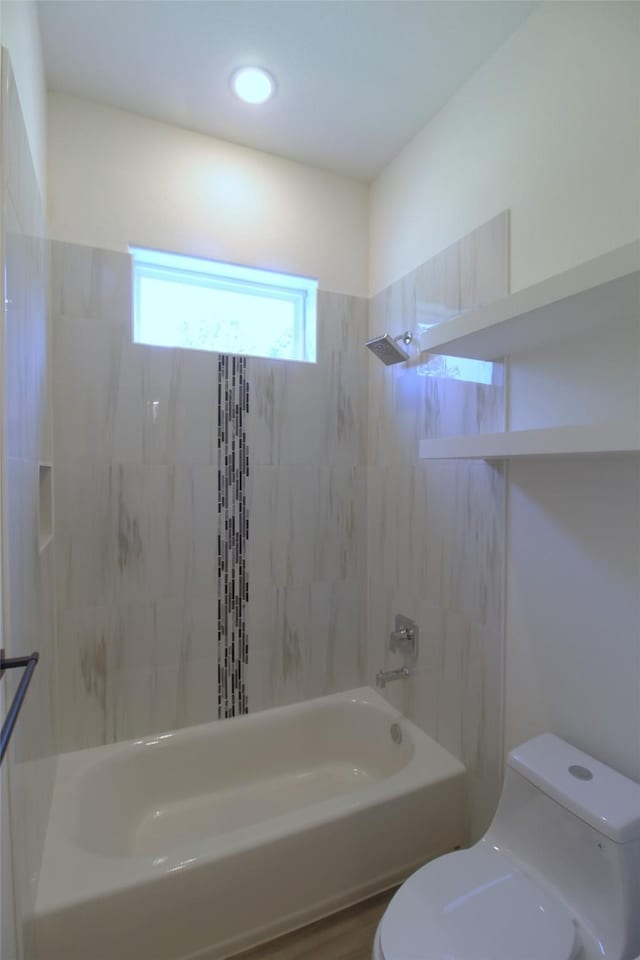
375,666,410,689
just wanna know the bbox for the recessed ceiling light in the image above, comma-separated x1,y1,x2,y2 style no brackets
231,67,276,105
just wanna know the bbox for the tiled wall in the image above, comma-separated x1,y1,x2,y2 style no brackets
51,243,368,750
2,56,57,957
247,291,368,711
367,214,508,840
50,217,507,840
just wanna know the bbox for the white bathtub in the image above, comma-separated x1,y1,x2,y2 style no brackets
34,687,467,960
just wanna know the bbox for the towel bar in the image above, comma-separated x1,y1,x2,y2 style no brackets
0,649,39,763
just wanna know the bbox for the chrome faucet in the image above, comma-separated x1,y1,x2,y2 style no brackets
375,666,410,689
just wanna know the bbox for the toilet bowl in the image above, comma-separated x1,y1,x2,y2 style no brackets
373,734,640,960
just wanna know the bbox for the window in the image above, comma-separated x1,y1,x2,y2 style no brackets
131,247,317,363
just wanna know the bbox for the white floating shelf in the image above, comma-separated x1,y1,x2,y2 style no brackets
418,241,640,361
419,423,640,461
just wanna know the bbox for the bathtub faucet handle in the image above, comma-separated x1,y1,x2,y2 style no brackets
390,615,418,657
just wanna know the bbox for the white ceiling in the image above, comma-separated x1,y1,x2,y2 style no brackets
37,1,534,181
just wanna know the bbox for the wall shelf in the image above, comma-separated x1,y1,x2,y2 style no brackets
418,241,640,361
419,423,640,461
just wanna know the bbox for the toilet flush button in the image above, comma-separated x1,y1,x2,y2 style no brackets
569,764,593,781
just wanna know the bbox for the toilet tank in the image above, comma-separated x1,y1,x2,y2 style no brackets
486,735,640,958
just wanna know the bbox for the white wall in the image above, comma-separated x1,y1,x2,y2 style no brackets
47,93,369,296
502,310,640,775
0,0,46,197
369,0,640,783
505,457,640,779
370,1,640,295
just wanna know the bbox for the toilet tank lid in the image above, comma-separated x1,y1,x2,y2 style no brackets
508,734,640,844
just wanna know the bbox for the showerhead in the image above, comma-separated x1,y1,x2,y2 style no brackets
366,332,413,365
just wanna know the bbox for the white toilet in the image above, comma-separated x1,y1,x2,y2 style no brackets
373,734,640,960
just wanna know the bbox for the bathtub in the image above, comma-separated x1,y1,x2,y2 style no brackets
34,687,467,960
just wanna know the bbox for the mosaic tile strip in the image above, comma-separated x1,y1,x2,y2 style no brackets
217,354,249,717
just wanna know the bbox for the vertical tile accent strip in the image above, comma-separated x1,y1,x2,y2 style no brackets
217,355,249,717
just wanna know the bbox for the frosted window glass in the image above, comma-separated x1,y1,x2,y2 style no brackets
131,247,317,363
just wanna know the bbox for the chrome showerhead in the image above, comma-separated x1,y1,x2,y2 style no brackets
366,331,413,365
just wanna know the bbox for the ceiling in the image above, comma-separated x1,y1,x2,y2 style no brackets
37,1,534,181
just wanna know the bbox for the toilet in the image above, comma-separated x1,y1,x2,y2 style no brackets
373,734,640,960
